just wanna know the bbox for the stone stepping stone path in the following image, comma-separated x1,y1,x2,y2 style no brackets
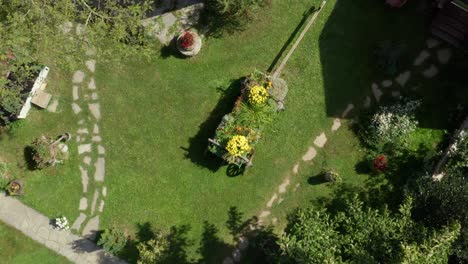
224,38,453,264
0,195,125,264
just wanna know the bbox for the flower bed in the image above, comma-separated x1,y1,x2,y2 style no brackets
208,70,288,167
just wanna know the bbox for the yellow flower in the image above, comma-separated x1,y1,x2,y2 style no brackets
226,135,252,157
248,85,268,105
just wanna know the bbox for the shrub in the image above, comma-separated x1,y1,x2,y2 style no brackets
137,235,169,264
97,227,127,254
362,99,421,150
30,136,68,169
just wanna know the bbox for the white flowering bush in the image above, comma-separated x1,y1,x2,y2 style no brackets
363,99,421,150
54,216,69,230
446,129,467,174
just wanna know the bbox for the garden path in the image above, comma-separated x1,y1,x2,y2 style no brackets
70,43,108,241
223,38,452,264
0,194,125,264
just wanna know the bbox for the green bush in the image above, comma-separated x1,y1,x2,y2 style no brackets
137,235,168,264
97,227,127,254
361,99,421,151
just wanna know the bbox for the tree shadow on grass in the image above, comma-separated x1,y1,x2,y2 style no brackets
182,78,244,172
23,146,36,171
308,172,326,185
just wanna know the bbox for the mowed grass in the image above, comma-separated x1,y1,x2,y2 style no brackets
0,222,71,264
0,0,462,262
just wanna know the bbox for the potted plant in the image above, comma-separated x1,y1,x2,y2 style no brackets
373,155,388,173
176,30,202,57
7,179,23,196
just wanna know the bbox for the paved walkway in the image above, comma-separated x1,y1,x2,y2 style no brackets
0,194,125,264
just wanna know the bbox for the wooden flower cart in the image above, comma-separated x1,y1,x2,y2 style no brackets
207,71,288,169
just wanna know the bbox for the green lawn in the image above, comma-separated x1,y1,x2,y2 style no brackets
0,0,465,263
0,222,70,264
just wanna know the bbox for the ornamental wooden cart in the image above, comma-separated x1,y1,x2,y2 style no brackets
207,71,288,169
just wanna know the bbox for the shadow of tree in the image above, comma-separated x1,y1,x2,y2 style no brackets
182,78,244,172
198,221,232,263
71,237,101,253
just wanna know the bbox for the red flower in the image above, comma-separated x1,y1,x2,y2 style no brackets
179,32,194,50
373,155,388,172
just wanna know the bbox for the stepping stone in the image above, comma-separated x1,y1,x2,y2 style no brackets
331,118,341,132
85,60,96,73
372,83,383,102
302,147,317,161
98,200,105,213
86,47,96,56
381,80,392,88
76,24,86,36
92,136,102,142
223,257,234,264
91,190,99,215
102,186,107,197
78,119,84,125
272,217,278,225
88,103,101,120
47,99,59,113
363,96,371,108
341,103,354,118
259,210,271,218
82,216,99,241
293,183,300,192
71,103,81,114
91,92,98,100
75,136,81,143
414,50,430,66
93,124,99,134
79,166,89,193
72,71,85,84
98,145,105,155
83,156,91,165
278,177,290,193
293,163,299,174
277,197,284,204
391,90,401,98
72,85,79,101
78,144,92,154
395,71,411,87
314,133,327,148
88,78,96,90
238,237,249,250
422,64,439,78
79,197,88,211
266,193,278,208
232,248,241,262
71,213,86,230
77,128,89,134
437,48,451,64
60,21,73,34
94,158,105,182
426,38,440,49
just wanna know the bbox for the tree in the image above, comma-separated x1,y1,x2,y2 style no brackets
0,0,157,71
271,196,460,263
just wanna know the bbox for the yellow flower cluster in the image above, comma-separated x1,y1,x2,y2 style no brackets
226,135,251,157
248,85,269,105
